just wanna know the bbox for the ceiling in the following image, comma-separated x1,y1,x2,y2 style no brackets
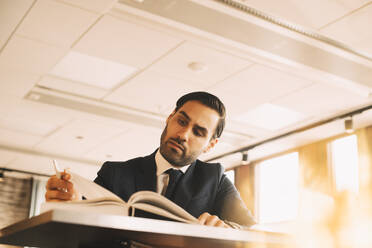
0,0,371,180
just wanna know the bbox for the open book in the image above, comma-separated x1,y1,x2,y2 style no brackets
41,172,199,224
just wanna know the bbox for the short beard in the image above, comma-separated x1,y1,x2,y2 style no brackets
159,125,199,167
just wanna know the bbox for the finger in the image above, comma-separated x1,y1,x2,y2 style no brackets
215,219,228,228
45,190,74,201
46,177,73,191
61,171,71,181
198,212,210,225
204,215,220,226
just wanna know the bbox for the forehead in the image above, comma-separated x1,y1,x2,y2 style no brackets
175,100,220,131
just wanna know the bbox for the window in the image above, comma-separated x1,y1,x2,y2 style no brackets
330,135,359,193
255,152,299,223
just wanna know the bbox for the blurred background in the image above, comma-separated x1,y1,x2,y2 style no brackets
0,1,371,246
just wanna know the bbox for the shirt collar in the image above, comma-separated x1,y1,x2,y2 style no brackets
155,149,190,176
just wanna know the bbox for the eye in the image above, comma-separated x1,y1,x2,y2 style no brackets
177,118,187,126
193,128,204,137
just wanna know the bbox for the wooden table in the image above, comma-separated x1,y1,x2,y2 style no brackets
0,209,292,248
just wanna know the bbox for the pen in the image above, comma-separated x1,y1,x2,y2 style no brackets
53,159,62,179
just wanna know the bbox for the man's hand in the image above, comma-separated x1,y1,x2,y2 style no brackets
198,212,230,228
45,171,79,202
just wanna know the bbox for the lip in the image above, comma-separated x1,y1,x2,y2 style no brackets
168,140,184,152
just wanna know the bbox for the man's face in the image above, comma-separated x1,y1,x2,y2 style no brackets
160,100,220,167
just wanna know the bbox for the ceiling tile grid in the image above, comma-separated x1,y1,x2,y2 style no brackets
16,0,99,48
34,119,128,156
148,42,253,85
104,70,207,114
0,66,40,98
73,15,183,69
0,35,68,75
0,114,57,137
84,126,161,162
0,94,73,129
273,82,371,116
0,129,43,149
0,0,34,49
320,3,372,56
209,64,314,118
58,0,117,14
0,150,17,166
5,153,57,175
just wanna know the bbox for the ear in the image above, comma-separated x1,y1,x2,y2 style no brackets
203,138,218,153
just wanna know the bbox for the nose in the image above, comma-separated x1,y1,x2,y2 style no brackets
176,126,191,142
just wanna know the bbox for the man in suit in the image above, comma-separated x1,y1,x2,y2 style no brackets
46,91,255,228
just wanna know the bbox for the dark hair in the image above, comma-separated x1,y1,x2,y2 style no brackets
175,91,226,139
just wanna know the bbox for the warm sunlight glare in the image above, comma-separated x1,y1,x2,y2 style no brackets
256,152,299,223
331,135,359,193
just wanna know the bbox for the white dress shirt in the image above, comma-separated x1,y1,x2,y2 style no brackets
155,150,190,195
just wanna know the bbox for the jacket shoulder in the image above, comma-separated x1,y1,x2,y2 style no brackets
194,160,224,179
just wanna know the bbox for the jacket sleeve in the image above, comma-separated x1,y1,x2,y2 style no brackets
213,167,256,228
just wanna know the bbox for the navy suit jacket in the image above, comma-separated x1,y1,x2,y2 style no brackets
94,150,254,226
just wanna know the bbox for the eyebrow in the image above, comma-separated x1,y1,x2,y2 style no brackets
179,111,208,136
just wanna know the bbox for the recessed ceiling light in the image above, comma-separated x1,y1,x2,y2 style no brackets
49,51,137,90
234,103,307,130
187,62,207,73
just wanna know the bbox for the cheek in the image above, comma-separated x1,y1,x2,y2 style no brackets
189,138,210,152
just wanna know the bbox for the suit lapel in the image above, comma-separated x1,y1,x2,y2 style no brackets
135,151,157,192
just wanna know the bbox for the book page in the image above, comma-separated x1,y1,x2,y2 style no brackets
128,191,198,224
41,200,129,216
69,172,123,202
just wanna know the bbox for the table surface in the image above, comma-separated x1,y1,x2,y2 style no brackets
0,209,293,248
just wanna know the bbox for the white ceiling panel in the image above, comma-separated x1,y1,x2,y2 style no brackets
0,35,67,74
35,119,127,156
0,128,43,149
73,15,183,68
49,51,138,90
237,0,370,29
5,153,56,175
0,0,33,49
38,75,109,99
0,149,17,166
84,126,161,162
0,94,73,128
320,3,372,56
149,42,253,85
0,66,39,98
105,70,206,114
274,82,371,116
0,114,57,137
234,103,308,131
16,0,99,47
209,64,314,117
58,0,117,14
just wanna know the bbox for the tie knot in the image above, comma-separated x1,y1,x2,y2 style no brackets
166,168,182,177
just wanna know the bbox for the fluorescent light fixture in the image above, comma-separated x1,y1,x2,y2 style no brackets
234,103,307,130
49,51,137,89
